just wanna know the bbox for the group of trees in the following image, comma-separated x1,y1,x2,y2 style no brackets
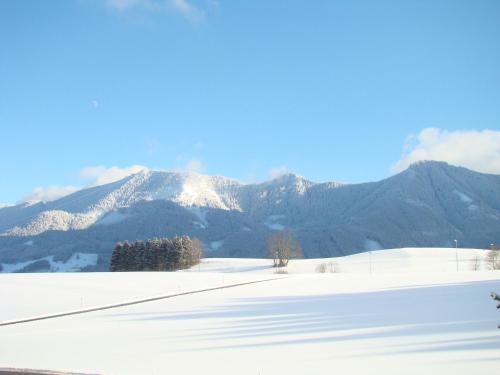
110,236,202,272
109,230,301,272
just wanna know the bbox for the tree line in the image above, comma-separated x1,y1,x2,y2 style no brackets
110,236,202,272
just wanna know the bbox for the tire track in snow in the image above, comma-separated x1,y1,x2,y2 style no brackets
0,277,284,327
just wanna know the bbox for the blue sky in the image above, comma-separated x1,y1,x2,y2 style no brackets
1,0,500,204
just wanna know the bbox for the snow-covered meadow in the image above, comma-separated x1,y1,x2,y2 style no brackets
1,248,499,374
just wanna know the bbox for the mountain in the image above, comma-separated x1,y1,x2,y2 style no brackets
1,161,499,272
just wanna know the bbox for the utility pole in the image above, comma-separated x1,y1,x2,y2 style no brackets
454,239,458,272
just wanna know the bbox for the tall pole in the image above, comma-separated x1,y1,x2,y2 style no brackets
454,239,458,272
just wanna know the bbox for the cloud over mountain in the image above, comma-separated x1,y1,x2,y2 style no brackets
392,128,500,175
21,186,80,204
80,165,149,186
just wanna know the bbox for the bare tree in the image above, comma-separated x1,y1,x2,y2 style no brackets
191,238,203,266
470,255,481,271
486,248,500,270
267,230,302,268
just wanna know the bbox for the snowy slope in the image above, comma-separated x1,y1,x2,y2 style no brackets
0,171,243,236
183,247,493,274
1,249,499,375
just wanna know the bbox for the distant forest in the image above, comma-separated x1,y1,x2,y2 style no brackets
110,236,202,272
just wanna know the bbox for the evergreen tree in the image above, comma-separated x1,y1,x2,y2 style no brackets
122,241,133,271
110,242,123,271
168,236,183,270
134,240,145,271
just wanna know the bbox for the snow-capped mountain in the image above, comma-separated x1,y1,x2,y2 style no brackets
1,161,499,272
0,171,242,237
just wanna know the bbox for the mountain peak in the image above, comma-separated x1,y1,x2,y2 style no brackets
408,160,452,170
399,160,463,179
269,172,305,183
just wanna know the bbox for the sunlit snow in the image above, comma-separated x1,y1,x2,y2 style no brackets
1,248,499,375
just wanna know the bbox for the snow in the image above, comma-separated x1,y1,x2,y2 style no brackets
1,253,98,273
210,240,224,250
186,248,493,274
263,214,286,230
453,190,479,212
1,248,499,374
454,190,473,203
94,211,130,226
265,222,285,230
173,172,242,211
365,239,383,251
2,210,99,236
0,170,243,237
188,206,208,228
1,259,41,273
0,272,264,323
50,253,99,272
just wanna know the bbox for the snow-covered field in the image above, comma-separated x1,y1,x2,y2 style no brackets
1,248,499,374
191,247,492,274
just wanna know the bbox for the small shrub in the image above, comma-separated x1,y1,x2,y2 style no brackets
316,261,340,273
316,263,327,273
328,261,339,273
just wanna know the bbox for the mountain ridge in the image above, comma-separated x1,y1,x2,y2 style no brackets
1,161,499,272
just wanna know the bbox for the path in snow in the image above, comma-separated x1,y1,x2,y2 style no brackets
0,277,281,327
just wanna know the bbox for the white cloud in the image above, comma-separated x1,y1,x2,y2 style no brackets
105,0,204,22
105,0,157,11
80,165,149,186
174,154,204,173
392,128,500,175
0,203,12,209
268,165,290,179
16,165,149,205
21,186,80,204
183,158,203,173
169,0,204,22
